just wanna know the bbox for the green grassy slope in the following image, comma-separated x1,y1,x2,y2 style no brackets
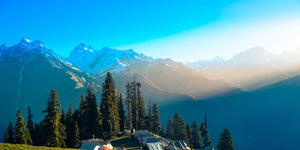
110,134,140,150
0,143,79,150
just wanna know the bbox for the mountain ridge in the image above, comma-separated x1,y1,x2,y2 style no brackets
186,46,300,91
67,42,241,100
0,39,102,138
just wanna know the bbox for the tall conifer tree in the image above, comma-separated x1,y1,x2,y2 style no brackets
25,129,33,145
85,87,101,139
15,110,31,145
66,103,73,147
172,113,187,140
131,81,139,129
137,83,147,130
125,82,132,129
191,121,201,149
118,92,126,131
60,109,66,126
152,103,161,135
4,121,15,143
146,100,153,132
217,128,234,150
73,122,81,148
100,72,120,139
42,89,66,147
78,93,87,139
166,116,173,139
32,122,44,146
65,103,81,148
186,124,192,145
27,107,34,135
200,113,212,148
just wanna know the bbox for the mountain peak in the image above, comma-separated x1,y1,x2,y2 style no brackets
17,38,45,49
17,38,31,47
70,43,94,56
213,56,225,62
75,42,89,50
244,46,268,55
230,46,271,61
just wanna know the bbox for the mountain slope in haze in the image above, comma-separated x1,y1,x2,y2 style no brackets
67,43,241,100
0,39,101,137
187,47,300,91
160,72,300,150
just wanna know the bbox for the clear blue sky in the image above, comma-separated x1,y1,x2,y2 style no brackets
0,0,300,62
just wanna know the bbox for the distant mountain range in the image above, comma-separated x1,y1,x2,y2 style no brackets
0,39,239,138
0,39,102,135
186,47,300,91
159,72,300,150
1,39,300,149
67,42,241,101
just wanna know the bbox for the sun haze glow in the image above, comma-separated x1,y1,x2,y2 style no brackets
118,15,300,62
0,0,299,63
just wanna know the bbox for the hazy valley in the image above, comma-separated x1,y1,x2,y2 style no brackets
1,39,300,150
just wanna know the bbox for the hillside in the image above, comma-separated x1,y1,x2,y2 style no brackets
0,39,102,137
110,134,140,150
159,74,300,150
187,47,300,91
0,143,78,150
67,43,241,100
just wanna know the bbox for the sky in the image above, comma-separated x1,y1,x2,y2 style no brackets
0,0,300,62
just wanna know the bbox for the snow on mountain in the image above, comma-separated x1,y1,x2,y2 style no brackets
67,43,241,100
1,38,84,73
187,47,300,90
0,39,106,139
67,43,154,75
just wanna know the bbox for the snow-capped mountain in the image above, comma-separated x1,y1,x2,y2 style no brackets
0,39,243,138
0,39,102,136
67,43,241,100
67,43,153,75
187,47,300,91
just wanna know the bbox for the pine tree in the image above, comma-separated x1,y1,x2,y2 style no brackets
32,122,46,146
15,110,31,144
172,113,187,140
166,116,173,139
73,122,81,148
27,107,34,135
42,89,66,147
32,122,42,146
25,128,33,145
146,100,153,132
72,108,79,128
200,113,212,148
78,93,87,139
152,103,161,135
125,82,132,129
217,128,234,150
160,128,165,137
85,87,101,139
79,93,87,114
186,124,192,145
136,83,147,130
100,72,120,140
131,81,139,130
118,92,126,131
60,109,66,126
4,121,15,143
65,103,81,148
191,121,201,149
66,103,73,147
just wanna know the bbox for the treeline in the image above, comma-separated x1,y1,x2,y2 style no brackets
164,113,234,150
3,72,162,148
